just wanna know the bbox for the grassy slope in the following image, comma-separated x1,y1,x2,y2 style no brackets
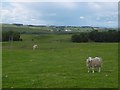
2,34,118,88
2,24,93,33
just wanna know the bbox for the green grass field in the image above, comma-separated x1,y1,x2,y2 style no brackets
2,24,94,34
2,34,118,88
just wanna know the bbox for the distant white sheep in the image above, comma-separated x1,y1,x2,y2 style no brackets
86,56,102,73
33,44,38,50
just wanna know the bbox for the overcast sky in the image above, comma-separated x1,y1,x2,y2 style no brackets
1,0,119,27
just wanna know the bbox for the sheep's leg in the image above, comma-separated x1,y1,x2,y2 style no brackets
98,67,101,72
88,68,90,73
92,67,94,73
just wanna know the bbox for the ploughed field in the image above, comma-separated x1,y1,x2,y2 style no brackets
2,34,118,88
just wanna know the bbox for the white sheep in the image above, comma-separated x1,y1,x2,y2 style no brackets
86,56,102,73
33,44,38,50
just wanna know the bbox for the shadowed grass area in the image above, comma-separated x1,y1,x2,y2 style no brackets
2,34,118,88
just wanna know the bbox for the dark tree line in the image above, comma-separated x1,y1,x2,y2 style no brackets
71,30,120,43
71,33,89,42
2,31,22,41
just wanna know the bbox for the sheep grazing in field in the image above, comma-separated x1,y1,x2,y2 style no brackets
33,44,38,50
86,56,102,73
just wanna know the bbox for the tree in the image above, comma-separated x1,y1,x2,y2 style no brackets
71,33,89,42
2,31,21,41
71,30,119,43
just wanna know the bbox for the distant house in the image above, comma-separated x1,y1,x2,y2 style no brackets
65,29,71,32
93,27,100,30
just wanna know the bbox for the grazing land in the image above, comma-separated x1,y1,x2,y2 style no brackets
2,33,118,88
1,24,94,34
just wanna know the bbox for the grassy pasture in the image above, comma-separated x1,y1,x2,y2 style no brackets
2,24,93,34
2,34,118,88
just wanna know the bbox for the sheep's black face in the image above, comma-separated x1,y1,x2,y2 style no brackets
88,60,91,63
87,60,92,64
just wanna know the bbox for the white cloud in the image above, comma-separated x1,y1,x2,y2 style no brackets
61,2,77,9
2,4,29,22
79,16,85,19
87,2,102,10
87,2,118,12
107,21,113,24
1,2,47,25
86,2,118,26
52,2,78,10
